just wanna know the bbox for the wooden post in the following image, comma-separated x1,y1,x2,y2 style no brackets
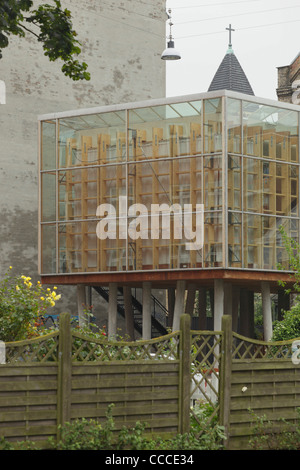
219,314,232,448
179,314,191,435
57,312,72,440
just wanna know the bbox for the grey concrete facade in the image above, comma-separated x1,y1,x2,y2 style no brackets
0,1,166,312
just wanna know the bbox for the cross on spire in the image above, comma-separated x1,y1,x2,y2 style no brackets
226,24,235,48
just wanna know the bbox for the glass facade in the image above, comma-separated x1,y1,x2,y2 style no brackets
39,92,300,275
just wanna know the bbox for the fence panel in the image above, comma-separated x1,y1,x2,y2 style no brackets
0,331,59,446
71,361,180,434
69,324,182,436
3,313,300,450
228,331,300,450
0,364,58,443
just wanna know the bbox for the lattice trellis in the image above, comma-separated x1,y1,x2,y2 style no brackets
232,332,300,360
71,330,180,362
189,331,223,430
5,332,59,363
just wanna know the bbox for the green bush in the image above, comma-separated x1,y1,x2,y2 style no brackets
249,408,300,450
0,268,61,342
0,404,225,451
272,303,300,342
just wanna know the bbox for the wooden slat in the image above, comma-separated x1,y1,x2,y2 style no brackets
72,361,179,374
0,425,57,438
0,364,58,375
71,389,178,404
0,380,58,392
70,402,178,419
0,409,57,422
71,375,178,389
0,395,57,406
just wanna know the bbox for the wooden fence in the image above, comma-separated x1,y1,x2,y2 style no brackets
0,313,300,449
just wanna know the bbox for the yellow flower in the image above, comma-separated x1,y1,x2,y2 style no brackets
15,285,20,291
40,297,45,301
9,266,12,270
54,286,57,290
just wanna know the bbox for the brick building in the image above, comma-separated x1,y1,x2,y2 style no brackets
277,53,300,104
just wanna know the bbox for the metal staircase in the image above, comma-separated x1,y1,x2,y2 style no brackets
92,286,169,338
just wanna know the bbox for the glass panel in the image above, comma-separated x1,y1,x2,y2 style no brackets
128,101,202,161
172,157,202,205
227,98,241,154
58,165,126,221
41,224,56,273
100,164,126,207
228,155,241,211
58,221,82,272
41,172,56,222
243,157,262,213
58,111,126,168
58,220,125,273
128,157,202,210
262,216,276,269
203,98,222,153
243,101,298,162
127,211,203,271
276,218,299,270
203,212,223,267
204,156,222,210
243,214,262,269
41,121,56,170
228,212,242,268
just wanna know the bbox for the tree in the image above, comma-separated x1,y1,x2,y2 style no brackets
271,226,300,341
0,0,90,81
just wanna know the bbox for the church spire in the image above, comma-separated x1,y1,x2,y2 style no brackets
208,24,254,95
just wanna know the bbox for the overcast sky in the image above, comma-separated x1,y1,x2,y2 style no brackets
165,0,300,102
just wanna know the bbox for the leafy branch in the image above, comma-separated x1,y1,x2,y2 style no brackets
0,0,90,81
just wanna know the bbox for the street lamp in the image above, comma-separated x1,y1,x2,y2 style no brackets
161,9,181,61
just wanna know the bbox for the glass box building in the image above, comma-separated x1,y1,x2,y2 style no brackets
38,89,300,337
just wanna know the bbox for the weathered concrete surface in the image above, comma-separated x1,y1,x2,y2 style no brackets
0,0,166,314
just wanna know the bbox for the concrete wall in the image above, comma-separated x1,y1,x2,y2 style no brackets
0,0,166,315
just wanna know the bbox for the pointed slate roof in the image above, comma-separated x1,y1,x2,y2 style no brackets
208,46,254,95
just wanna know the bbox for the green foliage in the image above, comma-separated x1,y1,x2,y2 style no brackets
248,408,300,450
277,225,300,294
0,403,225,450
0,268,61,342
272,303,300,341
0,436,39,450
0,0,90,80
272,226,300,341
272,227,300,340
